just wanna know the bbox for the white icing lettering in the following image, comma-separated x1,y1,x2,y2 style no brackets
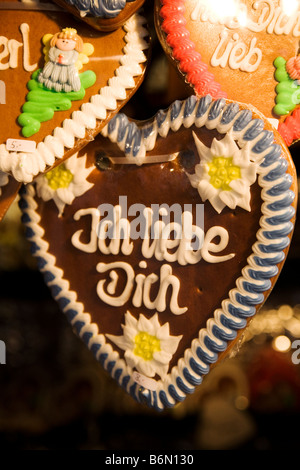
201,226,235,263
191,0,300,36
72,206,234,265
97,261,187,315
20,23,37,72
0,23,37,72
72,205,235,315
7,39,23,69
72,207,100,253
0,80,6,104
211,31,262,72
0,37,9,70
96,261,135,307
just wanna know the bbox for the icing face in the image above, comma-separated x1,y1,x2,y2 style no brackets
156,0,300,146
20,95,297,410
0,8,149,183
55,38,77,51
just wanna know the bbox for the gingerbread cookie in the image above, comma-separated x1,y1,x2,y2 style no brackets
20,95,297,409
52,0,145,31
0,1,149,183
156,0,300,146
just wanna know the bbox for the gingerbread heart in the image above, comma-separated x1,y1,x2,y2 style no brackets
52,0,146,32
0,1,149,183
19,95,297,410
156,0,300,147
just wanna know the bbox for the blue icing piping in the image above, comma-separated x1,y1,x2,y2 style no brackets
243,119,265,140
233,109,252,131
221,102,240,124
263,223,294,239
266,191,295,211
125,122,142,157
252,130,274,153
260,146,282,168
156,109,167,127
176,376,195,394
203,334,227,353
266,174,293,196
248,266,278,280
183,367,202,386
262,159,288,181
265,207,296,225
208,98,226,120
254,253,285,266
196,346,218,364
66,0,134,19
170,100,182,121
168,384,185,402
189,356,210,376
212,323,237,342
184,95,197,117
227,303,256,319
242,279,272,294
196,94,212,117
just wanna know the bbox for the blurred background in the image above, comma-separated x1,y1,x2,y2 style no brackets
0,1,300,450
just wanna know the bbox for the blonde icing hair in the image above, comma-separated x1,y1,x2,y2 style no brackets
50,28,84,53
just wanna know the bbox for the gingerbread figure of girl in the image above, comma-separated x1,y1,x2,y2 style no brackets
38,28,84,93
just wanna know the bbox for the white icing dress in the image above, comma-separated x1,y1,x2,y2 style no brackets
38,47,80,93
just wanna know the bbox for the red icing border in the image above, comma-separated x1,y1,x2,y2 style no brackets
160,0,226,98
159,0,299,147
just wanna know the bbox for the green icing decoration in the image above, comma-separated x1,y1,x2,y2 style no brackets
208,156,241,191
18,69,96,138
273,56,300,116
45,164,73,190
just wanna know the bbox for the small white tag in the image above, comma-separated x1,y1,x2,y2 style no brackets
132,371,158,391
6,139,36,153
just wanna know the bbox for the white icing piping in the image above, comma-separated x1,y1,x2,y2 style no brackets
0,12,149,183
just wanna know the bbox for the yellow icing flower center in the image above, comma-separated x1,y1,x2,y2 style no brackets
45,164,73,190
134,332,161,361
208,157,241,191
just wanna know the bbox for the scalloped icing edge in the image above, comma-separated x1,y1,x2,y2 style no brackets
0,11,149,183
158,0,300,148
20,94,296,411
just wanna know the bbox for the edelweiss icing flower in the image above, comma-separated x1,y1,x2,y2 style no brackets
35,152,94,216
189,132,257,214
106,311,182,379
286,55,300,80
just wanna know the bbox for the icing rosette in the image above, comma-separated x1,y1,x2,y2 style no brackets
189,132,257,214
106,311,182,379
35,152,94,216
286,56,300,81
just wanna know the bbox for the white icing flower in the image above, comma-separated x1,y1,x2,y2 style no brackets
0,171,9,196
106,311,182,380
189,132,257,213
35,152,94,216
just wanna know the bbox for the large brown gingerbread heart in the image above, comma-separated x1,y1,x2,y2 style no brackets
20,95,297,410
0,0,149,183
156,0,300,147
